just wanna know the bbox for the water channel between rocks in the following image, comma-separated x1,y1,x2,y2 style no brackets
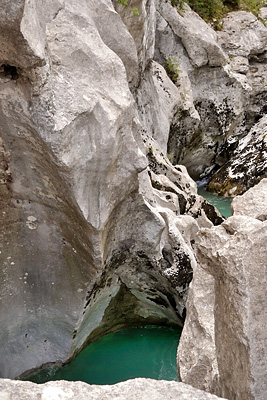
27,326,182,385
26,190,232,386
198,186,233,218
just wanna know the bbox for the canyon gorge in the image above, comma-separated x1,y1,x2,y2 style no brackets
0,0,266,399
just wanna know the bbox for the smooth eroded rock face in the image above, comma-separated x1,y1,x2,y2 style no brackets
0,81,99,379
0,378,228,400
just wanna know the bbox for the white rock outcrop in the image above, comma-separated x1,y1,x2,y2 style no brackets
0,378,227,400
231,177,267,220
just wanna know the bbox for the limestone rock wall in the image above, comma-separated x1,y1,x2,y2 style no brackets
152,4,267,189
0,0,222,380
177,180,267,400
0,0,266,393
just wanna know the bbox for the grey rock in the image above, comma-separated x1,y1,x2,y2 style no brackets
177,265,219,395
0,0,46,69
29,0,147,231
259,7,267,22
135,60,199,154
180,64,251,179
135,60,183,152
231,178,267,220
0,83,99,379
0,378,228,400
94,2,139,84
217,11,267,58
114,0,156,80
176,177,267,399
156,1,227,68
230,56,249,74
0,0,223,381
196,215,267,400
208,115,267,196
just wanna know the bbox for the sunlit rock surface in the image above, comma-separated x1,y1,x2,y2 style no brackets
0,378,227,400
231,178,267,220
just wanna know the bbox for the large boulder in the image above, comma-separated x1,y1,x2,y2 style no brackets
231,178,267,220
217,11,267,59
196,216,267,400
0,378,228,400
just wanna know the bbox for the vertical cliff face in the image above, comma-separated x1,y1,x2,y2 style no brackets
0,0,223,379
0,80,100,378
178,179,267,400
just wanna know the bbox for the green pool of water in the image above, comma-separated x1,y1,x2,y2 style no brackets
28,325,182,385
198,186,232,218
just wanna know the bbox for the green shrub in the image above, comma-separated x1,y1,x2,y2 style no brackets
164,56,182,83
187,0,227,23
239,0,265,17
179,0,265,26
171,0,186,8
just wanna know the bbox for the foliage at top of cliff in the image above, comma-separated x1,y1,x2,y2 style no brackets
173,0,266,27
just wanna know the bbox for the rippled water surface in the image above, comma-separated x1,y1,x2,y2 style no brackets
28,326,182,385
198,186,233,218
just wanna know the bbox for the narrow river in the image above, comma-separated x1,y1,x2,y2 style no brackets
198,186,233,218
28,326,182,385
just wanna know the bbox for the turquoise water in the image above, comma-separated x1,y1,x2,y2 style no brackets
198,186,232,218
28,326,182,385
